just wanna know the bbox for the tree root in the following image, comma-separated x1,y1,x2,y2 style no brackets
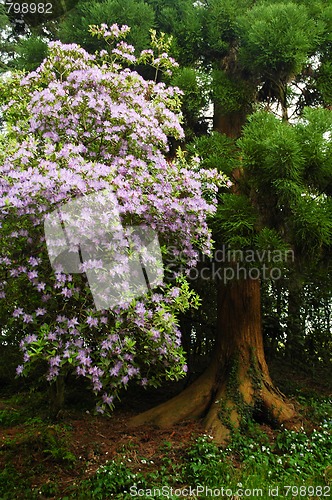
129,366,216,428
129,367,300,444
260,381,299,428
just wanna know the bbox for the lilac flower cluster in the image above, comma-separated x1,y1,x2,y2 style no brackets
112,42,137,64
0,26,225,413
90,23,131,41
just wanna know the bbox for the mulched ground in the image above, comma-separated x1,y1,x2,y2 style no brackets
0,383,205,498
0,361,331,498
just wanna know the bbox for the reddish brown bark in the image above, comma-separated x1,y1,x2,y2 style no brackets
213,106,248,139
130,279,298,442
130,109,299,442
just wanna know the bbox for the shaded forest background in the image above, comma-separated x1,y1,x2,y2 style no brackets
1,0,331,405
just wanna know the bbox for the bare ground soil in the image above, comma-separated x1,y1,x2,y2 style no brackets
0,360,331,499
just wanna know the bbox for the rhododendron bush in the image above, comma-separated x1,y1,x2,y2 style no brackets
0,26,223,412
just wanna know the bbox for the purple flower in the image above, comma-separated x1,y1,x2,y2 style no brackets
50,356,61,367
110,361,122,376
76,366,86,376
13,308,24,318
23,353,30,363
135,302,146,316
86,316,98,327
123,353,133,361
56,315,67,323
25,334,37,344
89,366,104,377
127,366,138,377
77,350,92,366
35,308,46,316
0,257,11,265
134,317,145,328
170,287,180,298
93,380,102,391
55,272,67,284
102,393,114,405
151,329,160,341
61,287,73,298
16,365,24,375
27,270,38,280
23,314,33,324
67,317,79,328
46,366,59,380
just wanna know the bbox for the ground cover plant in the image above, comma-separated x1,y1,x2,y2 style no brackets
0,368,331,499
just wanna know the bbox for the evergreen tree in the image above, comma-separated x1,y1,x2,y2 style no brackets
0,0,79,71
57,0,155,53
130,0,332,441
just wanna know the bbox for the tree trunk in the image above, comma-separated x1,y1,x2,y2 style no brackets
213,104,247,139
130,279,298,443
130,106,299,442
49,375,65,418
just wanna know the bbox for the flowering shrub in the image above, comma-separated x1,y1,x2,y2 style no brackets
0,26,224,412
